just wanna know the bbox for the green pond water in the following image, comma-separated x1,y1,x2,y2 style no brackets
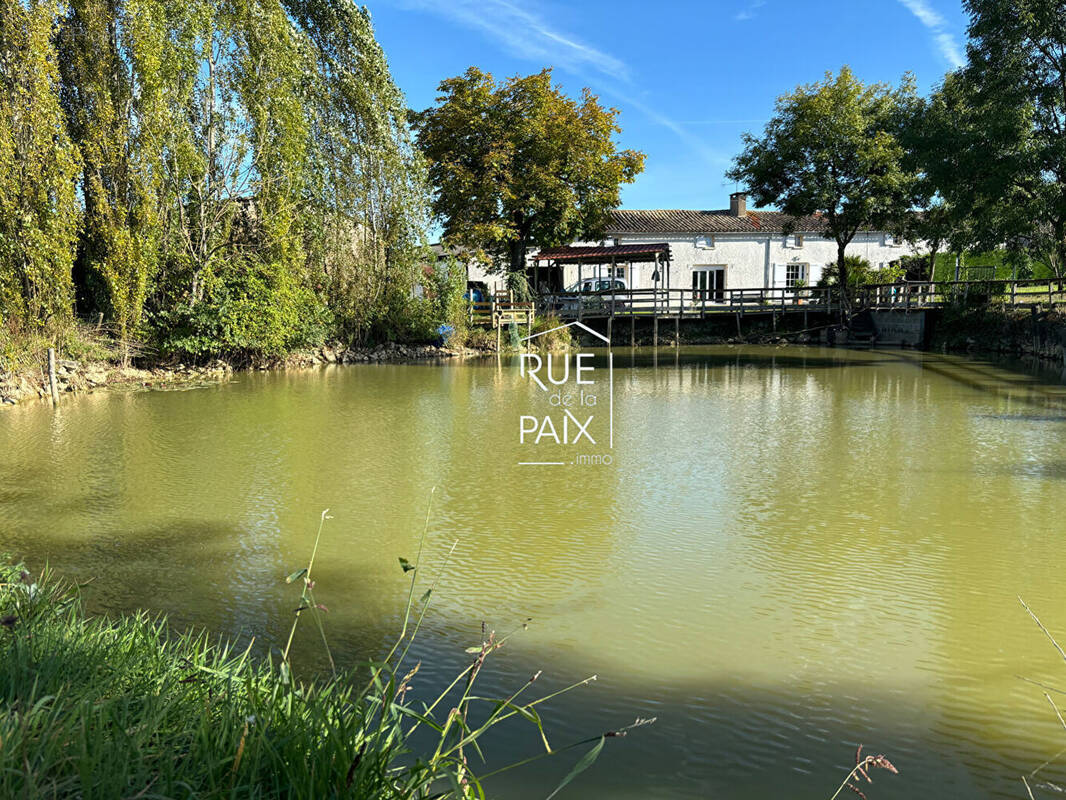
4,346,1066,799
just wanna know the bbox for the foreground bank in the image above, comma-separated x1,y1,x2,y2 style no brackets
0,559,615,798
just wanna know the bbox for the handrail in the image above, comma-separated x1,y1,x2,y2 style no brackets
524,277,1066,321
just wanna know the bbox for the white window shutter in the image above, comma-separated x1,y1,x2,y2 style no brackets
772,263,785,288
808,263,823,285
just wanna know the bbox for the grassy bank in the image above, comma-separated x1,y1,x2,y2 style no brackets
0,549,617,799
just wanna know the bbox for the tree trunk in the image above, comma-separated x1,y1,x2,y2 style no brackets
508,236,529,299
836,240,849,317
927,238,940,283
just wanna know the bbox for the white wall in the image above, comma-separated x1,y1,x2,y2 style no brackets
560,231,923,292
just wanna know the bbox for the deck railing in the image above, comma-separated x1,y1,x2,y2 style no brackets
468,298,536,328
521,278,1066,322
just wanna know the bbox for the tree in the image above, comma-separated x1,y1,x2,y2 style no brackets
59,0,175,363
941,0,1066,281
287,0,431,342
0,0,81,330
412,68,644,295
726,67,919,298
897,75,977,282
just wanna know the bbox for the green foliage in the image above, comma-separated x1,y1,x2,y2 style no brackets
527,314,573,351
0,0,432,363
727,67,919,288
152,255,328,361
0,0,81,330
817,256,904,287
927,1,1066,279
0,545,621,798
58,0,167,364
412,68,644,287
428,254,469,332
291,1,432,344
929,250,1047,282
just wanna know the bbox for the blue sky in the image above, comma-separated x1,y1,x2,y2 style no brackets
369,0,969,211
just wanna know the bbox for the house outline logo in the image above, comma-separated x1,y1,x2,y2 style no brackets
517,320,614,464
519,320,610,345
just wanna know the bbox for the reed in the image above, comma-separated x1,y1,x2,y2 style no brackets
0,505,636,798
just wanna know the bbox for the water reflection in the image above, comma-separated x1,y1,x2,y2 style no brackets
2,346,1066,799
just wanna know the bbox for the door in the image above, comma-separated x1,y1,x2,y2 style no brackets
692,266,725,301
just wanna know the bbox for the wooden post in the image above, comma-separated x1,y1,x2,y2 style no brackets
735,312,742,338
496,320,502,352
607,316,612,346
674,314,680,346
653,316,659,347
47,347,59,405
630,315,636,347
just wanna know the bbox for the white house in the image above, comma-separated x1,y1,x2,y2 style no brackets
447,192,921,297
550,193,920,294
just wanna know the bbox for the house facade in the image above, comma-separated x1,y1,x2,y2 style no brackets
454,193,922,296
557,193,920,294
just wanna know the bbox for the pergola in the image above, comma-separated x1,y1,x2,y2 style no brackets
530,243,672,294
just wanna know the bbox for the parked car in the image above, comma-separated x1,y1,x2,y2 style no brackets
549,277,629,313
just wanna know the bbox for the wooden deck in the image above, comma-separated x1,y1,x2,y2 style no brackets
524,278,1066,322
468,297,535,329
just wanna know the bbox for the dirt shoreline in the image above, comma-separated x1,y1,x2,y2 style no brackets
0,341,488,408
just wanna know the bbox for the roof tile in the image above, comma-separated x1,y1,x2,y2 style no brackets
606,209,828,235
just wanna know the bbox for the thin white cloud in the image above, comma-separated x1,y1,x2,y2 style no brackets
397,0,629,82
734,0,766,22
897,0,965,68
396,0,724,167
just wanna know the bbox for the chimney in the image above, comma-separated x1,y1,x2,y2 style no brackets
729,192,747,217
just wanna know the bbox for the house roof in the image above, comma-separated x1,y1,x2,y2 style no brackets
606,209,830,235
533,243,671,263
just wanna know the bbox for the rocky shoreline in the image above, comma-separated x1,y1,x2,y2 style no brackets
0,341,486,408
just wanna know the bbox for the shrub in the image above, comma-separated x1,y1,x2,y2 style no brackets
818,256,904,287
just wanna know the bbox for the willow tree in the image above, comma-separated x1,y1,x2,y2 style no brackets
413,68,644,296
59,0,167,363
286,0,430,342
0,0,81,330
727,67,919,294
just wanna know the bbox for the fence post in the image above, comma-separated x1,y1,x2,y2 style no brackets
47,347,60,405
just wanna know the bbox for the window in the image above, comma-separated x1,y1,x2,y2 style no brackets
696,234,715,249
884,233,897,247
692,266,726,301
785,263,808,287
609,266,625,278
603,237,617,247
785,234,803,248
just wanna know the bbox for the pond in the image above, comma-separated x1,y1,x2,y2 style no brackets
3,346,1066,799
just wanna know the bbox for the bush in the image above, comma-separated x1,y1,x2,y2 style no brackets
151,257,328,363
818,256,904,287
527,314,573,351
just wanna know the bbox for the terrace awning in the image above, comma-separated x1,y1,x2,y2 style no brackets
532,243,671,264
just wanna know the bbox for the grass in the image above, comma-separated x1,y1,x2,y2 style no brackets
0,504,639,798
1,317,123,375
